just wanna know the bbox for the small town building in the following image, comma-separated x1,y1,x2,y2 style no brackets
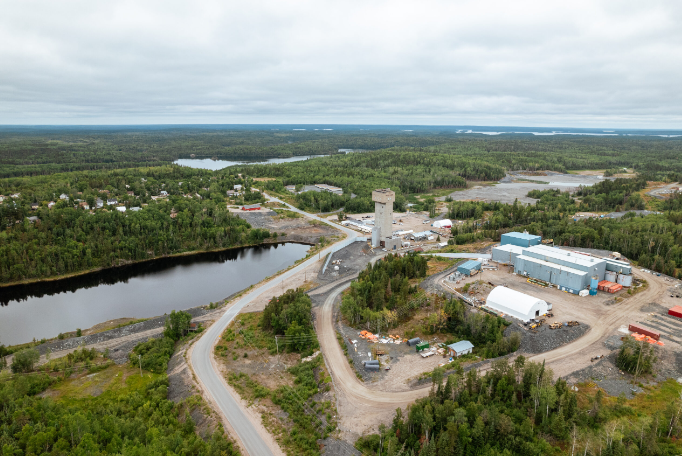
79,202,90,210
26,216,40,223
486,286,549,322
48,201,55,208
447,341,474,357
115,206,126,212
96,198,103,208
107,198,118,205
31,203,39,210
242,204,261,211
234,184,242,190
127,191,134,196
159,190,168,196
130,207,141,212
59,193,69,201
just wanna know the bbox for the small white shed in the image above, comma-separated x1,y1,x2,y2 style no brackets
447,340,474,357
486,286,548,322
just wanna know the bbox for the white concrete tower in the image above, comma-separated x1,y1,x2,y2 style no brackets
372,188,395,240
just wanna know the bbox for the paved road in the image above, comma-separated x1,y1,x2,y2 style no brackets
191,195,359,456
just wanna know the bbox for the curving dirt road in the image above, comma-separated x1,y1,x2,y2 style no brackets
313,269,666,437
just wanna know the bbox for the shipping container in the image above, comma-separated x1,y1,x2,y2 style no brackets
669,306,682,319
406,337,421,346
416,342,430,352
607,284,623,293
628,323,660,341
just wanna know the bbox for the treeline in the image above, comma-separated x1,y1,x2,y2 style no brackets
231,150,504,199
4,127,682,179
340,253,428,329
261,289,317,352
356,356,682,455
575,177,647,212
0,167,272,284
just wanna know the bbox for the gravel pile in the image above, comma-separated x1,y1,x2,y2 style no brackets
566,354,643,398
505,321,590,354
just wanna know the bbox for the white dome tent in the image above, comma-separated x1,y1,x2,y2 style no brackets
486,286,548,322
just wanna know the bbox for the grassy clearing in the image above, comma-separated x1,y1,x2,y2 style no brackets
426,257,457,275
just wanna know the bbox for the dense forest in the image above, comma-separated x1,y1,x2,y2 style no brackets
4,126,682,179
0,167,270,284
356,357,682,455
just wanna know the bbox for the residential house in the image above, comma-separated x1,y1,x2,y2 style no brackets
96,198,104,208
226,190,236,197
447,341,474,358
115,206,126,213
127,191,134,196
59,193,69,201
234,184,242,191
107,198,118,205
79,202,90,210
48,201,55,208
160,190,168,196
10,193,20,198
31,203,39,210
285,185,296,193
26,216,40,223
130,207,141,212
0,195,4,202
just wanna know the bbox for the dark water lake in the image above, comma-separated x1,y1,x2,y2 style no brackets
0,243,310,345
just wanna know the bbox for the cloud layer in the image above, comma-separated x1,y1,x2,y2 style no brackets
1,0,681,126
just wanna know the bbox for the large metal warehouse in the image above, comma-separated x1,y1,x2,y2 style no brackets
486,287,549,322
501,232,542,248
492,244,525,265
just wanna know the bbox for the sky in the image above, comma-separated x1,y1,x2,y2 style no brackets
1,0,681,127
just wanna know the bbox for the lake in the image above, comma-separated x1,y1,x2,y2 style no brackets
0,243,310,345
174,155,326,170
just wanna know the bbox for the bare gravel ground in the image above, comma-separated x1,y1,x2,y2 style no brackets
442,172,602,204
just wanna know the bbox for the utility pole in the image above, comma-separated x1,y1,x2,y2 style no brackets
138,354,142,378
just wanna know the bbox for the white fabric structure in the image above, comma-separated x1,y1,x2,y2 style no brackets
486,286,548,322
432,219,453,228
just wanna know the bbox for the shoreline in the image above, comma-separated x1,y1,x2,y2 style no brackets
0,238,315,290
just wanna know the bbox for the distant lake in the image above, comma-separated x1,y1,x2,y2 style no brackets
174,155,326,170
0,243,310,345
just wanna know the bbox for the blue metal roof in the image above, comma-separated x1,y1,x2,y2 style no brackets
460,260,482,269
447,341,474,352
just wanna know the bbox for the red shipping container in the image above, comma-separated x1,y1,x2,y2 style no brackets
628,323,660,341
608,284,622,293
669,306,682,319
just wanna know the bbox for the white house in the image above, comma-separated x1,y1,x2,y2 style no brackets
59,193,69,201
234,184,242,190
116,206,126,212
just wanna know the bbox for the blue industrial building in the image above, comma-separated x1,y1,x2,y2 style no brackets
501,232,542,248
458,260,482,276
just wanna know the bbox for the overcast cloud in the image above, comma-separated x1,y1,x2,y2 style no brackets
1,0,681,127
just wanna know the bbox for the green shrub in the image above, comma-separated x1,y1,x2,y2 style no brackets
130,337,175,373
11,348,40,373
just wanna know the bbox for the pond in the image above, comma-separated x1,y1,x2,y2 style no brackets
174,155,326,170
0,243,310,345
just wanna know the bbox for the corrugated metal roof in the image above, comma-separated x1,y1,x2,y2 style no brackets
503,232,541,240
516,255,588,276
523,245,605,269
460,260,482,269
447,340,474,352
493,244,525,254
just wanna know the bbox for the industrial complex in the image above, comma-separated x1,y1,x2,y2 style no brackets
492,232,634,295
